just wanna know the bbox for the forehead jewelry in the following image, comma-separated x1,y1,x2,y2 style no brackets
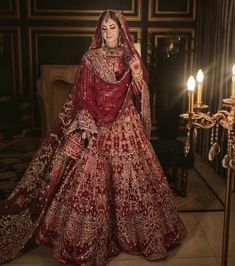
104,10,110,22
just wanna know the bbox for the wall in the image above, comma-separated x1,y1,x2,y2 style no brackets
0,0,196,136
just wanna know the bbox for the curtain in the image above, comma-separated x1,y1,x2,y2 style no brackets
194,0,235,175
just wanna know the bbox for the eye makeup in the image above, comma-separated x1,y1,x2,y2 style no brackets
101,24,117,31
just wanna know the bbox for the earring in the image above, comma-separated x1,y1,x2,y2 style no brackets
118,35,121,47
104,10,110,22
119,32,124,47
101,37,105,48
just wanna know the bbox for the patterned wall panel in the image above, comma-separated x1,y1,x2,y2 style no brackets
148,28,194,129
0,0,19,19
27,0,142,21
148,0,196,21
0,27,22,98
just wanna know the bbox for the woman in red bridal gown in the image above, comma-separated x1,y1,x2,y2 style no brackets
0,10,186,266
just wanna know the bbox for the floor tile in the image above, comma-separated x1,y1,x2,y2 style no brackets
168,213,215,258
194,212,235,257
2,261,65,266
3,246,56,264
216,255,235,266
194,154,225,201
108,257,219,266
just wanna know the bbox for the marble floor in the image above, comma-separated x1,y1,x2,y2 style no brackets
2,154,235,266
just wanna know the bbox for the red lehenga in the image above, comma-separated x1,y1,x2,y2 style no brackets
0,10,186,266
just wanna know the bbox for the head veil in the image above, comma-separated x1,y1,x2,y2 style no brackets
89,10,148,83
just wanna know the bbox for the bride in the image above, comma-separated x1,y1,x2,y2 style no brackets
0,10,186,266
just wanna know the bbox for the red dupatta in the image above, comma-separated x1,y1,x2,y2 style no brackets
72,49,132,127
73,9,151,137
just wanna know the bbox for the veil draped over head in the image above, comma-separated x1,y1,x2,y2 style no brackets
88,10,151,137
90,9,148,83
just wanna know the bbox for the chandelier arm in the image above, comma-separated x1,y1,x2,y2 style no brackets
192,122,215,129
219,120,234,131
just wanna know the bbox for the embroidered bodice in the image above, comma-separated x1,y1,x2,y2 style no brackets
101,53,128,81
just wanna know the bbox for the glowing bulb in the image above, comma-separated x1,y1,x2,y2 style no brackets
196,69,204,83
187,76,196,91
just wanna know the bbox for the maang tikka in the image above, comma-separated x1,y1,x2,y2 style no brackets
104,10,110,22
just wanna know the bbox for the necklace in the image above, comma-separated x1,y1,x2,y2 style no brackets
102,45,123,56
100,50,122,72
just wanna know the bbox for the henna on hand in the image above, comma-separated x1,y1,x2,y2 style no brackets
129,54,142,75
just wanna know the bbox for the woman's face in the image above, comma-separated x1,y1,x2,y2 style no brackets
101,18,120,48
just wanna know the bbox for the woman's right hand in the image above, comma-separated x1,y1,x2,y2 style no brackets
129,54,142,75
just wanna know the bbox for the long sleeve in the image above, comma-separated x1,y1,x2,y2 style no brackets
131,73,144,96
131,72,152,139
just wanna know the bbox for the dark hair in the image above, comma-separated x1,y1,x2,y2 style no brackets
99,10,126,49
99,10,121,29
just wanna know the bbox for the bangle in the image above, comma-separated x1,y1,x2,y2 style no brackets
132,70,143,77
132,70,143,81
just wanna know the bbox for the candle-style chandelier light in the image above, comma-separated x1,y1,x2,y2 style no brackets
181,64,235,266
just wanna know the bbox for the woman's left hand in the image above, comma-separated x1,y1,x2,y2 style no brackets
129,54,142,75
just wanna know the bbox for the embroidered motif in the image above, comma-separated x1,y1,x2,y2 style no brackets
84,49,130,84
77,109,98,134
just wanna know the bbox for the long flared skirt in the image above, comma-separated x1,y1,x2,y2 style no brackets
35,104,186,265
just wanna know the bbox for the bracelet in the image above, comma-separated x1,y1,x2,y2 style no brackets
132,70,143,77
132,70,143,81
